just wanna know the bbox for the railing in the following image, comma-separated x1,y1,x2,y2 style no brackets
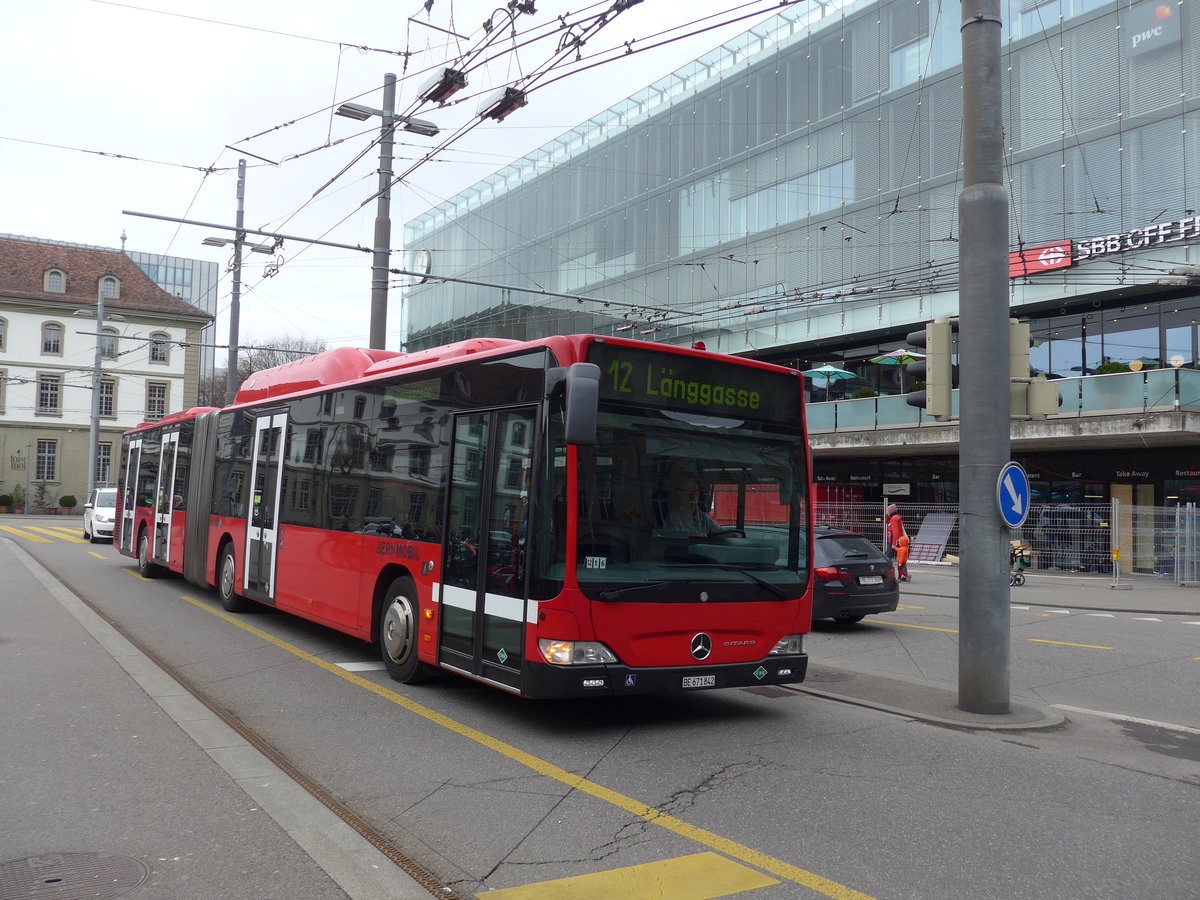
807,368,1200,432
814,500,1200,585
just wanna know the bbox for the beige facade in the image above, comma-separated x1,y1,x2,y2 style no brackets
0,236,210,510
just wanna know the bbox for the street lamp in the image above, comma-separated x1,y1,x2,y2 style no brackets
334,74,441,349
201,160,274,405
74,299,125,497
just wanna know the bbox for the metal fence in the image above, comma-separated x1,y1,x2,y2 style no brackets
812,499,1200,586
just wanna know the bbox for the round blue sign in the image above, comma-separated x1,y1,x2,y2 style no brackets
996,462,1031,529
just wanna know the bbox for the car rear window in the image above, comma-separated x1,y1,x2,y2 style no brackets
815,534,882,563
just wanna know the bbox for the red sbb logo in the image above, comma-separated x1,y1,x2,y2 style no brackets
1008,240,1074,278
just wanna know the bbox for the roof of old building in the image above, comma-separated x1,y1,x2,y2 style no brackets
0,235,212,322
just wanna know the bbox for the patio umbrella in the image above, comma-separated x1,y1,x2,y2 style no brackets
869,348,926,392
803,364,856,401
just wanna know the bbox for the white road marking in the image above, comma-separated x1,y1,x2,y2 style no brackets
1051,704,1200,736
336,661,385,672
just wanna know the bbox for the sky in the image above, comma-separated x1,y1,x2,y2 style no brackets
1,0,793,356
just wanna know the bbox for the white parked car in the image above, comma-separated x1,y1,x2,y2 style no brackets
83,487,118,543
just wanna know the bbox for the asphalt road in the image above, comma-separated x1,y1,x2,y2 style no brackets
8,525,1200,900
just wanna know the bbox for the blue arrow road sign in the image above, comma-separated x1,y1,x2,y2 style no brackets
997,462,1031,529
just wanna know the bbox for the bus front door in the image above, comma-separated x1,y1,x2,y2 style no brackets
440,409,535,692
152,430,179,565
120,438,142,555
244,413,286,604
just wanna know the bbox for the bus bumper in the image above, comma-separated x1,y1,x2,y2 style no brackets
521,653,808,699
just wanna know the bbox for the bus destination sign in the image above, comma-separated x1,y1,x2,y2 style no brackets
587,342,800,424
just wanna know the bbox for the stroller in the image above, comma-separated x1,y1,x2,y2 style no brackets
1009,543,1029,586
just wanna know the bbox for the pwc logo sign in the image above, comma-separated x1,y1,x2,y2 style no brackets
1124,2,1179,57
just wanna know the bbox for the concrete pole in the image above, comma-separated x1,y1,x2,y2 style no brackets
86,284,105,498
958,0,1011,714
225,159,246,405
369,73,397,350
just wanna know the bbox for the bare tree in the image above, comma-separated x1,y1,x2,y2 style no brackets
197,337,328,408
235,336,328,384
197,371,226,408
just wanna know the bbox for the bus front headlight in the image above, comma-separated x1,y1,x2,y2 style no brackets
769,634,804,655
538,639,619,666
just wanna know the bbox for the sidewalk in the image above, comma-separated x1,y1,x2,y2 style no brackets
0,537,428,899
793,563,1200,731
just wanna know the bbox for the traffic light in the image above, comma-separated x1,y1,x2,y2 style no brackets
905,317,953,419
1009,318,1061,419
1009,318,1031,418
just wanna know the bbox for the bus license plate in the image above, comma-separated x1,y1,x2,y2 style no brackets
858,574,883,585
682,675,717,689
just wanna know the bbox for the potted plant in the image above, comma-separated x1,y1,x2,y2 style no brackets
12,486,25,514
0,494,11,514
59,494,78,515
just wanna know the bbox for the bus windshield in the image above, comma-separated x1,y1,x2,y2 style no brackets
570,406,809,600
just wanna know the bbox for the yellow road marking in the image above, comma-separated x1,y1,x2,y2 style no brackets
47,525,81,535
178,594,875,900
477,852,778,899
895,604,924,610
876,620,959,634
0,525,52,543
23,526,86,543
1026,639,1112,650
88,551,106,560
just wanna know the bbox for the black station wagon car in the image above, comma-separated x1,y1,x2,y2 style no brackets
810,527,899,624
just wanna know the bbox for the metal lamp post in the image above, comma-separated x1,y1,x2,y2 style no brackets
75,291,124,497
335,75,439,350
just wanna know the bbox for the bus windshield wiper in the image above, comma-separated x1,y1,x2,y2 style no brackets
598,581,673,601
663,563,792,599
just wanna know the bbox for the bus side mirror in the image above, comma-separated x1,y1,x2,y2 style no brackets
562,363,599,446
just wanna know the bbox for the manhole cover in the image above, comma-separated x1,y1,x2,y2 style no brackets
741,685,795,698
805,669,851,683
0,852,148,899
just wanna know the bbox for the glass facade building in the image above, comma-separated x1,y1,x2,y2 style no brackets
403,0,1200,506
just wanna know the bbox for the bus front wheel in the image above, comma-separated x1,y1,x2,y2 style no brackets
379,576,432,684
218,544,252,613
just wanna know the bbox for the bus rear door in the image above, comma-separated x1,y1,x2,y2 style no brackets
439,409,535,693
120,437,142,555
152,429,179,566
243,412,286,604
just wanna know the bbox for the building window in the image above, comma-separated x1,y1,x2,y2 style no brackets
36,439,57,481
44,269,65,293
100,276,119,299
96,442,112,486
0,369,6,411
149,333,170,364
99,377,116,418
42,322,63,355
146,382,168,421
100,327,119,360
37,374,62,415
0,317,6,352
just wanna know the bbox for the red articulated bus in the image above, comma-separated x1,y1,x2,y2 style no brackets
117,335,813,698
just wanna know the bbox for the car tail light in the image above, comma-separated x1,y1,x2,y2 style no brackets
814,566,853,582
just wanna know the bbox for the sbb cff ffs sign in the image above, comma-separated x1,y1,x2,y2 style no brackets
1008,241,1073,278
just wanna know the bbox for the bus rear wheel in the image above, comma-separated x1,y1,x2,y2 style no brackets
218,543,252,613
136,530,161,578
379,576,432,684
